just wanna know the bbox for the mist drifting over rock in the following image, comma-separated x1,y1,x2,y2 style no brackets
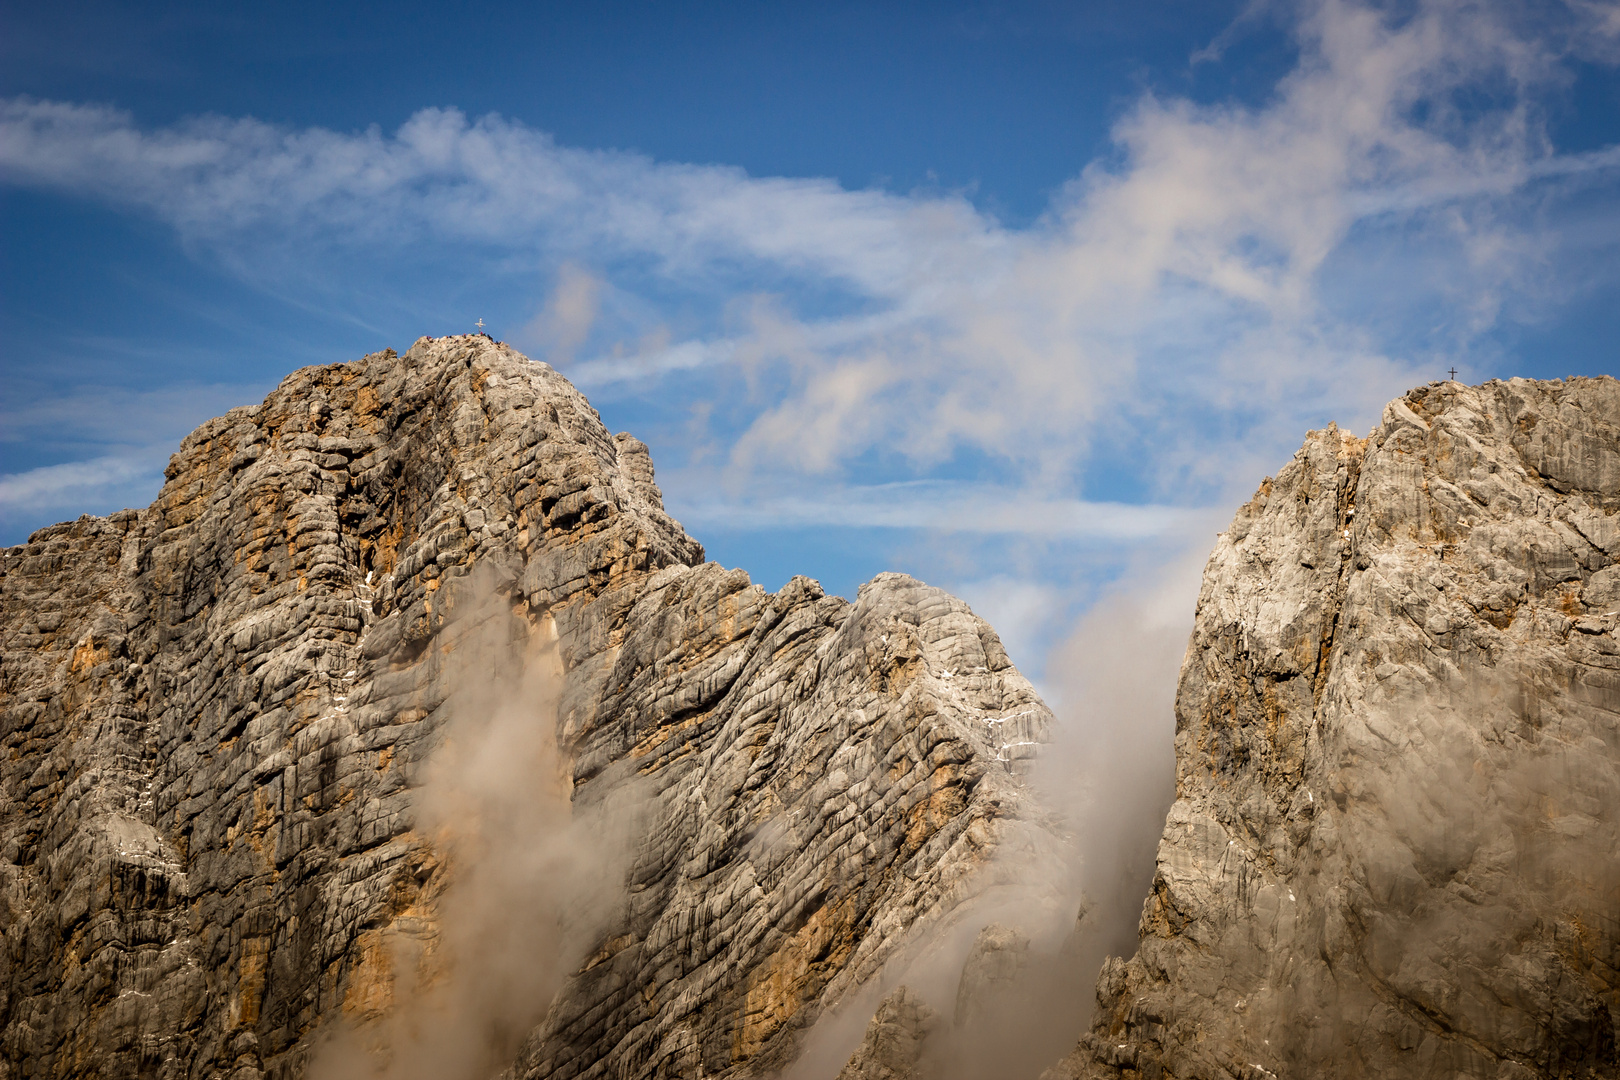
2,339,1615,1079
0,337,1061,1079
1053,378,1620,1080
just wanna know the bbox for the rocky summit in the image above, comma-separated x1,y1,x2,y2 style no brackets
2,338,1617,1080
0,336,1056,1080
1052,377,1620,1080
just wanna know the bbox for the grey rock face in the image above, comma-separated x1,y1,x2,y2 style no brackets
1057,378,1620,1079
0,337,1055,1079
836,987,937,1080
953,924,1030,1030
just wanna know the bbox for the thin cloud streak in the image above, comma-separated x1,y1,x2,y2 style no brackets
0,382,269,446
0,454,161,514
0,382,272,541
669,482,1211,540
565,339,735,388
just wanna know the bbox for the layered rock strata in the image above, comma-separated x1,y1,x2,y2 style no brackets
1058,378,1620,1079
0,336,1054,1079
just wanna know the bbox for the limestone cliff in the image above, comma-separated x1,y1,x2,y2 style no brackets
0,336,1055,1079
1056,377,1620,1079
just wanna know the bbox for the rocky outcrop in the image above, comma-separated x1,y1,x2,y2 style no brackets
835,987,937,1080
953,924,1030,1031
1056,377,1620,1079
0,336,1055,1079
17,341,1605,1080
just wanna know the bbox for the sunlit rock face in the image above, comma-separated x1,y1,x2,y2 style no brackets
0,336,1056,1079
1054,378,1620,1080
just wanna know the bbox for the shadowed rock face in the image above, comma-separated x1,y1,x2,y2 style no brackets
0,337,1055,1079
1054,377,1620,1080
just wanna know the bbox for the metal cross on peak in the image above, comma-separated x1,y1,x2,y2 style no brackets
475,318,485,333
1447,366,1458,381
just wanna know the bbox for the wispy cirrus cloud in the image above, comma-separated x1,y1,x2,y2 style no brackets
1,0,1616,576
0,381,270,540
670,481,1210,540
0,455,158,512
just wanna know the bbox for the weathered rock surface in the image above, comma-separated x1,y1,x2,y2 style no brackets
835,987,937,1080
1056,378,1620,1079
953,923,1030,1031
0,336,1055,1079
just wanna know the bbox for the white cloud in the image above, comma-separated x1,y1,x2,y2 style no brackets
0,96,953,291
567,337,734,388
520,263,602,362
0,382,270,540
668,481,1209,540
0,381,267,449
2,0,1616,532
0,454,161,518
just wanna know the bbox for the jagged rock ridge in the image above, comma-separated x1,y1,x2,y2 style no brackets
1055,377,1620,1080
0,336,1055,1079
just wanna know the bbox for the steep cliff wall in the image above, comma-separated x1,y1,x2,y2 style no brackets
1057,378,1620,1079
0,337,1055,1079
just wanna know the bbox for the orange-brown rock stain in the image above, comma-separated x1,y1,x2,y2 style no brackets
866,623,924,696
903,763,969,856
1559,584,1583,618
235,935,271,1028
69,637,110,676
366,516,406,578
339,844,445,1021
1258,681,1303,793
243,786,280,870
354,385,382,419
340,930,399,1020
732,894,858,1061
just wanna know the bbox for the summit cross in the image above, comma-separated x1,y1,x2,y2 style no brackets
1447,366,1458,381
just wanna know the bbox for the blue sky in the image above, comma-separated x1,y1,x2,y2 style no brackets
4,0,1620,684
